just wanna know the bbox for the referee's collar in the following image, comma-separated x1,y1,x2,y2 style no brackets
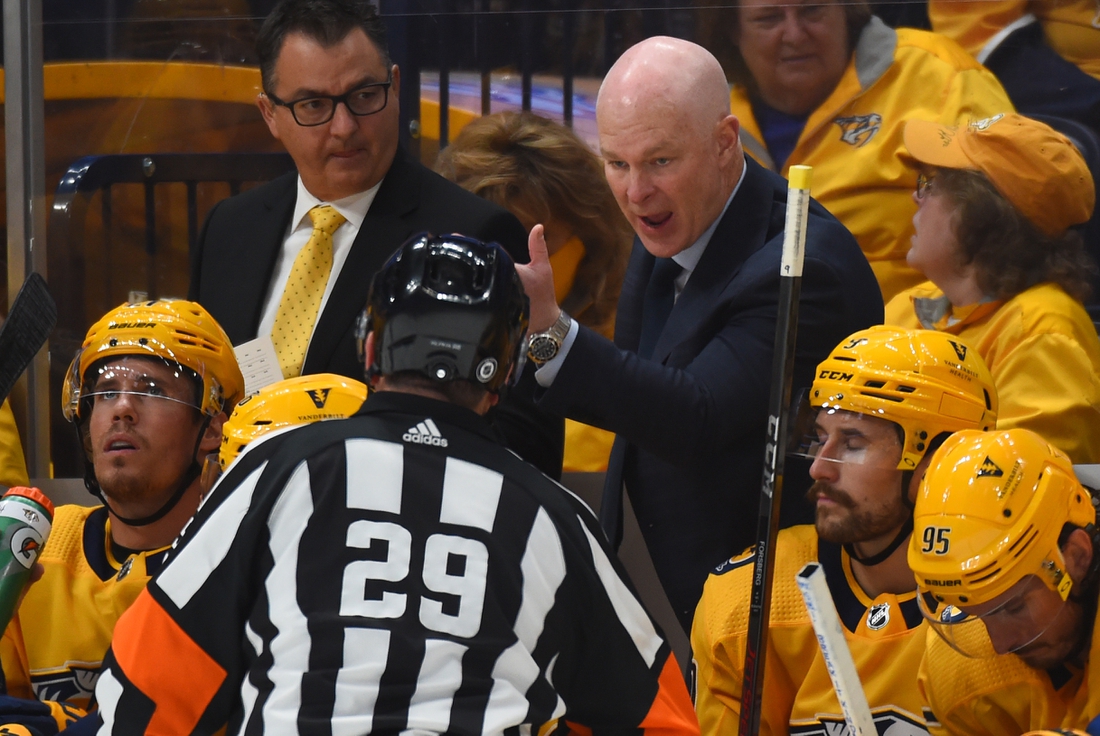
357,390,498,442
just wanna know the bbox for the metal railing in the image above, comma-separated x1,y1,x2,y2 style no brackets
46,151,295,475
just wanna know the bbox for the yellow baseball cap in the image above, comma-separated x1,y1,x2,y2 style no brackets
903,113,1095,237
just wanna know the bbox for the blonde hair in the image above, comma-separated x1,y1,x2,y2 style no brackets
435,112,632,335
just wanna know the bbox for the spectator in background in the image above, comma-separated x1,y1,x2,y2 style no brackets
930,0,1100,131
886,113,1100,463
435,111,632,472
705,0,1012,303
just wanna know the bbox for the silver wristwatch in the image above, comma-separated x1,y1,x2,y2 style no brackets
527,311,573,365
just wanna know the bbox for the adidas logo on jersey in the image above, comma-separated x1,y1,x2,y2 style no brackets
403,418,448,447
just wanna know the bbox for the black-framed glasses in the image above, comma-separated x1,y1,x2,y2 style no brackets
916,172,936,200
267,75,392,127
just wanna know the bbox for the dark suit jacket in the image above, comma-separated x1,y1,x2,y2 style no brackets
539,158,884,632
189,147,563,476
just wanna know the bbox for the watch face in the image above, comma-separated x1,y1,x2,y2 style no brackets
528,335,561,363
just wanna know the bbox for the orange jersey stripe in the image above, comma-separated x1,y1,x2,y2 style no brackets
638,655,701,735
112,590,227,733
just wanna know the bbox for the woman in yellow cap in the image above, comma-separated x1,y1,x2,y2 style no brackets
886,112,1100,463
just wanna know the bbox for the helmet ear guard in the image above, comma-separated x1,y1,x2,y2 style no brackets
361,232,530,393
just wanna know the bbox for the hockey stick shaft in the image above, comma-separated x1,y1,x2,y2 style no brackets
739,165,812,736
796,562,878,736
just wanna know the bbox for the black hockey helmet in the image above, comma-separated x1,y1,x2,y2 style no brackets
358,232,530,392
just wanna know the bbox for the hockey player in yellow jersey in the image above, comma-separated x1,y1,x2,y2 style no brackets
691,325,998,735
911,429,1100,735
0,300,244,733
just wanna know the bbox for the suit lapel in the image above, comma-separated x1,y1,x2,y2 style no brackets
650,159,776,362
233,175,297,340
303,149,420,373
614,239,656,353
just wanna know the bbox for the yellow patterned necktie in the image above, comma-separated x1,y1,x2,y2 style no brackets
271,204,347,378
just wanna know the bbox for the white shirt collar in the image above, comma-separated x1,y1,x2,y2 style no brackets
290,177,381,234
671,157,747,276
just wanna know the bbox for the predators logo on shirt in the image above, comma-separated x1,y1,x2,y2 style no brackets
30,662,99,704
834,114,883,148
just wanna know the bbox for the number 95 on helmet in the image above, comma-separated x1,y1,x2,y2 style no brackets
909,428,1099,658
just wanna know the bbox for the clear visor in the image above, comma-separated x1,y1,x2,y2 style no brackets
74,358,201,417
788,394,903,470
918,575,1069,658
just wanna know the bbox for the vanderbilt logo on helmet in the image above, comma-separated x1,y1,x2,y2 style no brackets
977,456,1004,478
834,113,882,147
948,341,967,361
306,388,331,409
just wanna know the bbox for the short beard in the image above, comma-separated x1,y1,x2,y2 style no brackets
806,480,909,546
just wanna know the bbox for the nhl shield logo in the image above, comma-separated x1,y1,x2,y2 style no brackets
867,602,890,630
834,113,882,147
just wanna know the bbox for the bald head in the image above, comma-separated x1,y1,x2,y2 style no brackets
597,37,731,137
596,37,743,259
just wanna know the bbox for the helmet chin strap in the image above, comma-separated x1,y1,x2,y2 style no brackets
81,415,212,528
845,517,914,567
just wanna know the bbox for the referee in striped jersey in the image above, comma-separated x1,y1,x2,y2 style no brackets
91,233,699,734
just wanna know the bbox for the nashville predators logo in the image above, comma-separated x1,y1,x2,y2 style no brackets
306,388,331,409
948,340,967,361
834,113,882,148
977,456,1004,478
968,113,1004,132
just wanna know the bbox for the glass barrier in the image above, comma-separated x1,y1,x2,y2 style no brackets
0,0,1057,477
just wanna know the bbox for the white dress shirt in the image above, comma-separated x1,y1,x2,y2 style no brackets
257,177,382,350
535,160,746,386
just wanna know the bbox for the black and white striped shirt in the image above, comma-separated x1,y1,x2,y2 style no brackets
95,391,698,735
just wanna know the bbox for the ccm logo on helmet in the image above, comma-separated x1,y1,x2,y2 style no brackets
923,578,962,587
108,322,156,329
818,370,854,382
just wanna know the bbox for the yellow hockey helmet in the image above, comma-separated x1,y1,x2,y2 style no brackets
62,299,244,422
909,428,1095,609
219,374,367,469
809,326,997,470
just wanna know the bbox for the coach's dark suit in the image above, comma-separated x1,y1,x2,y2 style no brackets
539,158,884,632
189,146,563,476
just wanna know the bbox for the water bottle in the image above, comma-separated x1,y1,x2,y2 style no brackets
0,487,54,633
